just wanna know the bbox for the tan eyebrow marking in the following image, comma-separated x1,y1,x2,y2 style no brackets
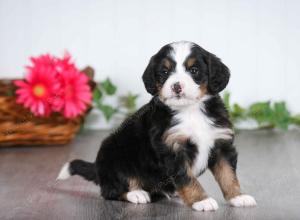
186,58,196,68
163,59,171,70
199,84,208,98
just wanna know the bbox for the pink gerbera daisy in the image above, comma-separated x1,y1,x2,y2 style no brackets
14,54,60,116
56,68,92,118
14,53,92,118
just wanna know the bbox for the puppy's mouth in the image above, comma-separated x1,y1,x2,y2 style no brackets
161,94,199,107
173,93,186,99
169,93,199,101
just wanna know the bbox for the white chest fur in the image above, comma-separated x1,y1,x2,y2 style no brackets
169,103,233,176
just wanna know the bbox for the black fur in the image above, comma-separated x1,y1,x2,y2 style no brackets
142,45,173,95
190,45,230,95
67,42,237,202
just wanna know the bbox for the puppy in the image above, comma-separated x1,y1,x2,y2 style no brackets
57,41,256,211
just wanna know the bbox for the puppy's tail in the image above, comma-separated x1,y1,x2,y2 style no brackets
56,159,98,184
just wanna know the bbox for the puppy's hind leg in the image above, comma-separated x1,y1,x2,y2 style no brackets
122,177,151,204
124,190,151,204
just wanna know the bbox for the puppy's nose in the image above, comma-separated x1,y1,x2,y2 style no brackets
172,82,182,94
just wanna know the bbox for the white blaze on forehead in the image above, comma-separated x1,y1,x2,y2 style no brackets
170,41,193,69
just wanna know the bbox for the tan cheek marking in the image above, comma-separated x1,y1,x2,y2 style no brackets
157,84,166,101
157,59,171,98
177,167,207,206
156,82,166,100
156,83,162,92
199,84,207,98
211,159,241,200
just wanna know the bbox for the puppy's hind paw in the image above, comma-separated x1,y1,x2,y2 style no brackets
229,194,257,207
126,190,151,204
192,197,219,211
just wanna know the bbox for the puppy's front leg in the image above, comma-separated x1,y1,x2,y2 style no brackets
176,169,218,211
210,158,256,207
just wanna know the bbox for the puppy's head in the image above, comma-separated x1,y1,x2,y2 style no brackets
142,41,230,108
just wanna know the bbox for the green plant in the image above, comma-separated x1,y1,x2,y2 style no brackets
119,93,139,115
223,91,300,130
93,78,138,121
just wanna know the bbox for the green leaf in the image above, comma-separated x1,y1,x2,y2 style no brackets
93,87,102,103
119,93,139,113
223,91,231,112
272,102,290,130
248,102,273,125
231,103,247,120
98,104,118,121
5,88,14,97
222,91,247,123
290,114,300,126
100,78,117,95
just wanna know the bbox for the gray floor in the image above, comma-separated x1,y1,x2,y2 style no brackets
0,130,300,220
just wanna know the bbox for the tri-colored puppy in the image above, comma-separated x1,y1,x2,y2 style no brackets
57,41,256,211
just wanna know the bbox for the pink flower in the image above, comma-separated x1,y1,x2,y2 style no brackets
51,53,92,118
55,52,77,73
14,54,60,116
14,53,92,118
56,68,92,118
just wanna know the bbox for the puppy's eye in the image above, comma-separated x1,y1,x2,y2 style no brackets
189,67,199,75
161,69,169,74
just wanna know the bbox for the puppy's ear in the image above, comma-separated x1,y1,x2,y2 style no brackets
142,56,157,95
205,53,230,94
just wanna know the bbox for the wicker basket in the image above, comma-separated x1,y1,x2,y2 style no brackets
0,67,95,146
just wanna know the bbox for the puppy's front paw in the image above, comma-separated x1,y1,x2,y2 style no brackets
192,197,219,211
229,194,257,207
126,190,151,204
